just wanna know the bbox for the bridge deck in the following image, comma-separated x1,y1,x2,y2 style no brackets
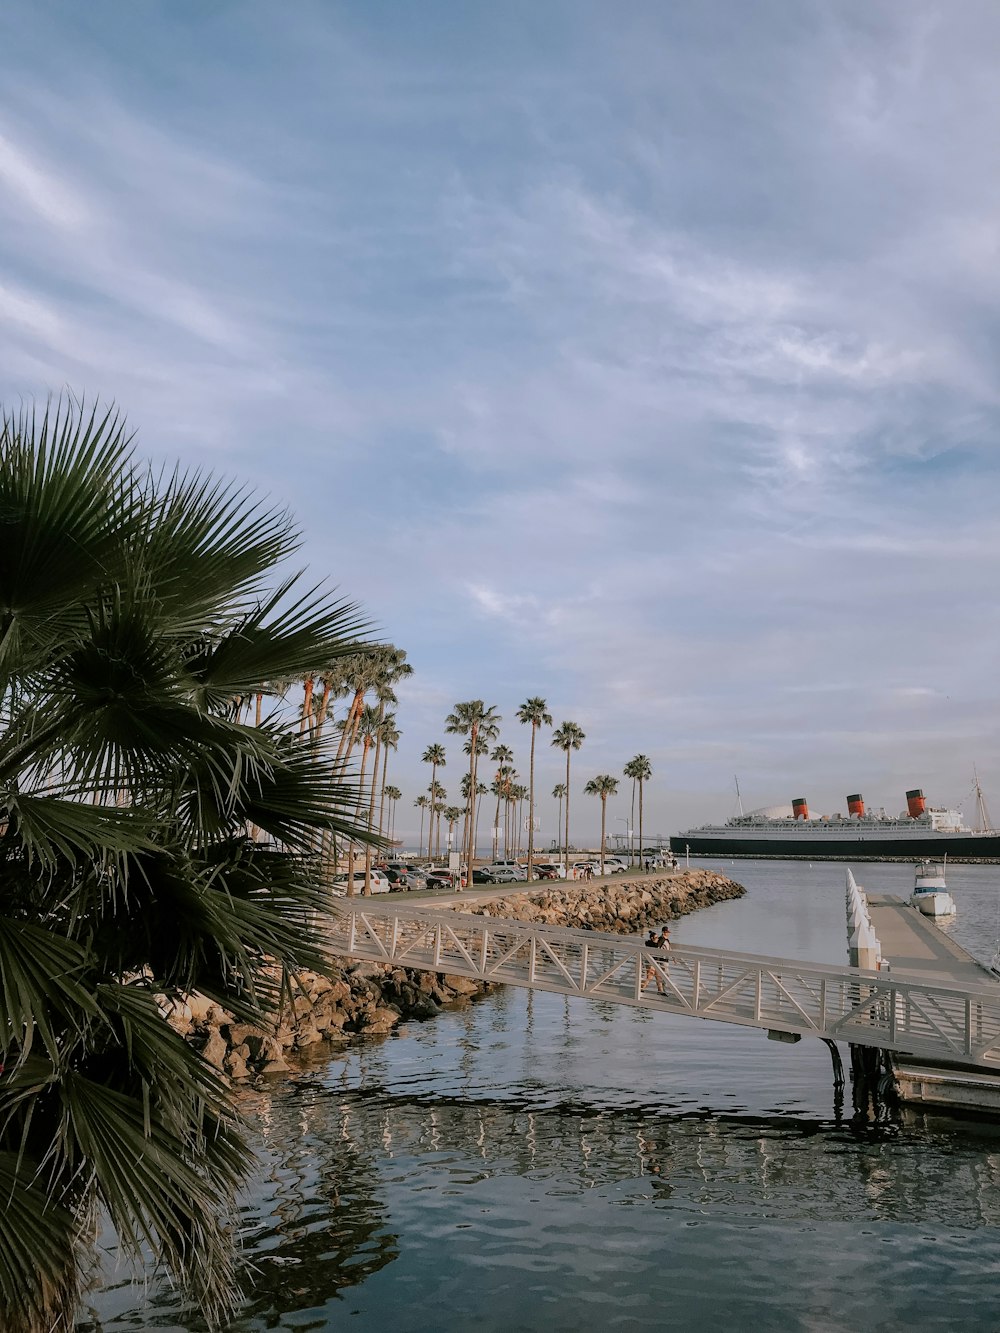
330,901,1000,1071
867,893,996,986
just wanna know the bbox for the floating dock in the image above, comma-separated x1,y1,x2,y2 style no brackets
866,892,1000,1115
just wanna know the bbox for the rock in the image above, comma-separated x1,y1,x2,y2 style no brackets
361,1007,400,1033
440,974,480,997
199,1028,228,1070
225,1051,250,1080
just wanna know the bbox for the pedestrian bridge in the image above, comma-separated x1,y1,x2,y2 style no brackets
329,901,1000,1071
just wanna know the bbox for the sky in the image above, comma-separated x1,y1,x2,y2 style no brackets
3,1,1000,848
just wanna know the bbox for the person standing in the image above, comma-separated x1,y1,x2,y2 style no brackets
642,927,669,994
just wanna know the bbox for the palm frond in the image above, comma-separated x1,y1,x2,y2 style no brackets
0,1151,83,1333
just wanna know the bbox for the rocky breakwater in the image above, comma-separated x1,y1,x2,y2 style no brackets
166,870,743,1081
470,868,745,933
159,964,491,1083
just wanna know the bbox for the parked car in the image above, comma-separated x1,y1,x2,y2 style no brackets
604,857,629,874
471,868,496,884
424,869,456,890
481,863,524,883
534,862,567,880
381,867,416,889
332,870,390,895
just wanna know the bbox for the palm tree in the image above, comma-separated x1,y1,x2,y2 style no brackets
0,400,372,1333
551,722,585,873
443,804,463,852
488,744,514,858
428,779,446,856
376,712,400,839
516,697,552,880
552,783,567,855
414,794,430,858
383,784,402,842
446,703,500,885
584,775,619,875
422,743,446,859
624,755,653,869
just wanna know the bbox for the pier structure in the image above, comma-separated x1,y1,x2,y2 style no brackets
845,871,1000,1115
329,901,1000,1077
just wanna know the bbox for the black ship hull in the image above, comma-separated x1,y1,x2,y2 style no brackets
668,833,1000,861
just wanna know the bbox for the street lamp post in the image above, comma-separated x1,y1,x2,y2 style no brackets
615,817,633,867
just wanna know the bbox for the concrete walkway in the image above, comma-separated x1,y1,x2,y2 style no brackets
867,892,997,987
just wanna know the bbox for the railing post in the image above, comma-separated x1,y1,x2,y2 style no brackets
693,959,701,1009
755,969,763,1022
391,915,399,959
529,935,537,984
479,926,488,976
966,997,974,1057
820,977,827,1031
434,922,442,969
581,943,589,993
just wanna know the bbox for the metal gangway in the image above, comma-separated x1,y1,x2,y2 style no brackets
329,902,1000,1070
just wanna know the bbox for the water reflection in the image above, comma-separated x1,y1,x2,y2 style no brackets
83,861,1000,1331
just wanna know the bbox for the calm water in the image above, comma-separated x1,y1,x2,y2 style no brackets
83,861,1000,1332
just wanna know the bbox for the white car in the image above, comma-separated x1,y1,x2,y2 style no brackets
332,870,390,896
604,857,629,873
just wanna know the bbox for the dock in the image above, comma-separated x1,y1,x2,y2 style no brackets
866,891,1000,1115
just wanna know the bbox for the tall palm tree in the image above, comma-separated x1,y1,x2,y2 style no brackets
376,712,400,839
624,755,653,868
360,652,411,895
446,703,500,885
421,743,446,859
383,784,402,843
428,779,446,856
488,744,514,858
414,794,430,858
443,804,463,853
516,697,552,880
0,399,372,1333
551,722,585,874
584,774,619,875
552,783,567,855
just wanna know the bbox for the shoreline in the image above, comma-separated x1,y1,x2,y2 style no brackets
166,869,745,1081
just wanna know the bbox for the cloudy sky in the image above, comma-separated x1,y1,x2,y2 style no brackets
3,1,1000,846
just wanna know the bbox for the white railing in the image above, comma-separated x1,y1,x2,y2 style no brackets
329,902,1000,1070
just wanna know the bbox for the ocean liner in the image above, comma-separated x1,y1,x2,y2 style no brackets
670,788,1000,861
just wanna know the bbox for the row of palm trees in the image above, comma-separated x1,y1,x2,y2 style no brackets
398,698,654,883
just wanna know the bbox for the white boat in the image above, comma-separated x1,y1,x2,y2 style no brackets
910,859,956,917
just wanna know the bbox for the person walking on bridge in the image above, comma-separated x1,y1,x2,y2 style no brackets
642,926,669,994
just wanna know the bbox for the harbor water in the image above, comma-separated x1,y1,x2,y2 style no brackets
83,861,1000,1331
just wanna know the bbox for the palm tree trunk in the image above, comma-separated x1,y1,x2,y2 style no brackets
316,678,333,734
600,795,607,875
630,778,637,865
465,724,479,887
492,788,502,861
429,759,438,857
378,743,390,839
526,723,537,880
300,676,314,735
363,714,384,895
419,804,426,858
255,692,263,727
564,750,571,874
347,739,371,897
639,777,644,872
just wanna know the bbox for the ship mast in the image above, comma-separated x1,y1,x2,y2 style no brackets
734,776,744,817
974,765,993,833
